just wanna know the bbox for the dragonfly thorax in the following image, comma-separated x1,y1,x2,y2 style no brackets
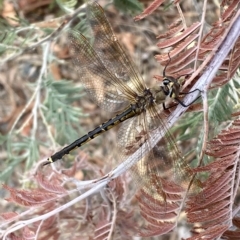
134,88,155,114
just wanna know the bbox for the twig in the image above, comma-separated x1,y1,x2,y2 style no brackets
183,9,240,90
198,90,209,166
194,0,208,72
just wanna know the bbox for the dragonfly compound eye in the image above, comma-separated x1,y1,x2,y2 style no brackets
163,79,170,85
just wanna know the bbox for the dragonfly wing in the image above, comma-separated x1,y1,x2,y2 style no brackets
118,104,198,200
86,2,146,95
68,30,137,112
147,105,196,187
117,105,199,235
68,2,147,112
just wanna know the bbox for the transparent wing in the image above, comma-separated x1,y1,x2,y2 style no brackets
67,2,146,112
118,104,198,203
86,2,146,95
146,105,195,188
68,30,136,112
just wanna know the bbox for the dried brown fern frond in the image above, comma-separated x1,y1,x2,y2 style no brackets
138,0,240,91
2,183,62,207
1,157,99,239
134,0,166,21
93,177,137,239
135,177,186,237
222,215,240,239
186,118,240,239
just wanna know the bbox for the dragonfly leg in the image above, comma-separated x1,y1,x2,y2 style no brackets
163,88,202,109
175,94,201,107
180,88,202,95
163,102,169,110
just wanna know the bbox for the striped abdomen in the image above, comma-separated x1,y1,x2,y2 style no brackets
46,105,138,164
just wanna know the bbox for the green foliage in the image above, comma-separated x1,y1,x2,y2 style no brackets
0,77,86,182
0,19,39,59
0,0,3,11
0,135,39,181
56,0,78,13
163,0,174,10
0,26,18,55
0,0,87,182
9,136,39,168
113,0,143,14
43,77,86,145
0,18,12,31
174,76,240,165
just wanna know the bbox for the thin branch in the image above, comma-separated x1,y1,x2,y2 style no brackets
176,3,187,30
32,42,50,137
198,90,209,166
194,0,208,71
107,189,117,240
3,180,107,239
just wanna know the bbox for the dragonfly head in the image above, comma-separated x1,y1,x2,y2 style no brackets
162,76,181,99
151,76,181,105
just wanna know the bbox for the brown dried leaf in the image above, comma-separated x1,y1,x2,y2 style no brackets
134,0,165,21
36,172,66,194
186,225,229,240
157,22,200,48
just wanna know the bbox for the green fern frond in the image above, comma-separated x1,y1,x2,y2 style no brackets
56,0,78,13
174,75,240,166
113,0,143,14
43,77,86,145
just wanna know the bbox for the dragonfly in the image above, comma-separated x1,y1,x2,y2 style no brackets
43,2,200,196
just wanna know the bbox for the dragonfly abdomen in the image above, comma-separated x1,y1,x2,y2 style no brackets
45,105,138,164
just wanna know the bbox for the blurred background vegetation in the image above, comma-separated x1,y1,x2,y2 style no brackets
0,0,239,238
0,0,239,187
